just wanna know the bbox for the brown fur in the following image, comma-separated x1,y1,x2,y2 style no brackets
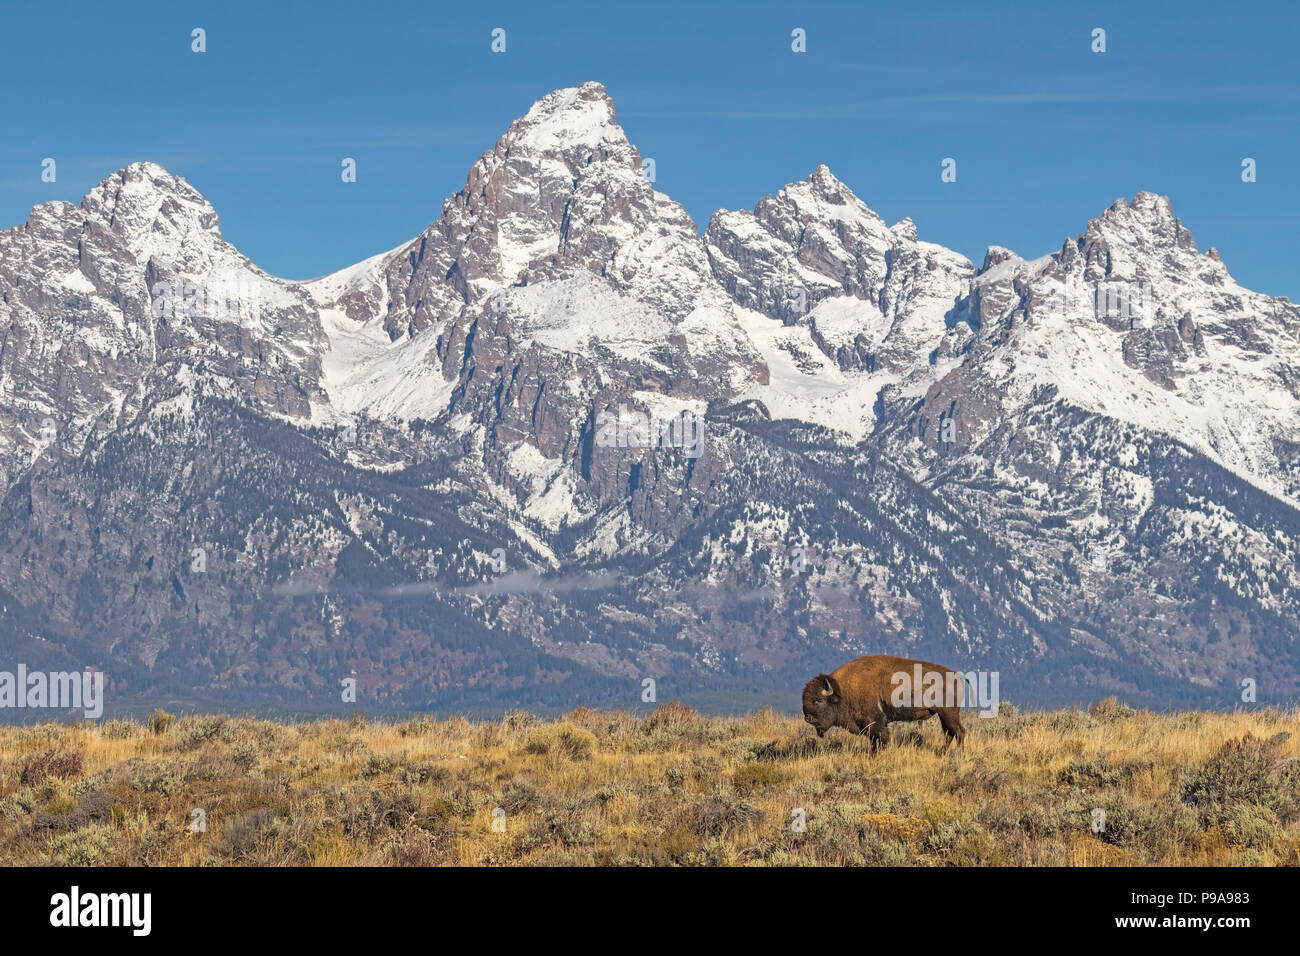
801,654,967,751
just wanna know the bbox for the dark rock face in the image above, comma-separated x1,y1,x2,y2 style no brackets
1,85,1298,713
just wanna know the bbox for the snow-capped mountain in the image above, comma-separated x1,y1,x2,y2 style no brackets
1,82,1296,712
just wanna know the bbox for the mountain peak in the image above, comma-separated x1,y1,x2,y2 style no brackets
765,165,884,233
345,81,714,338
1081,190,1196,264
890,217,918,242
89,161,207,205
1096,190,1179,230
1131,190,1174,214
801,164,856,204
80,161,221,255
980,245,1020,272
503,81,624,155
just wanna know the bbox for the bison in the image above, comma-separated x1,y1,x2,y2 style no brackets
801,654,967,751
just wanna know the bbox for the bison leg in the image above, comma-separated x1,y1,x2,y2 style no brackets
936,708,965,750
867,716,889,753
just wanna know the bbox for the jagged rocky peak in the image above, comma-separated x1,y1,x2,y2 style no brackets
495,81,627,156
80,161,223,258
706,163,973,380
0,162,329,486
1074,191,1199,282
705,164,893,321
459,80,719,308
890,217,918,242
456,81,644,228
983,192,1213,297
760,164,888,236
325,81,715,337
801,163,871,207
980,245,1020,273
9,161,223,273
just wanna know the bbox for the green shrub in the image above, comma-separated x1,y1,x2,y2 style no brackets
397,715,436,738
146,709,175,735
682,786,762,837
524,724,597,761
48,823,116,866
1182,734,1300,824
100,719,142,739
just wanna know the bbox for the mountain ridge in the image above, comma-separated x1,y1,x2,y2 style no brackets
2,81,1297,713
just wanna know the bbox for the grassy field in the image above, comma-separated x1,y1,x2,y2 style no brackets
1,699,1297,866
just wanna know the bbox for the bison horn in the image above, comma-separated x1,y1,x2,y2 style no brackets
821,678,834,696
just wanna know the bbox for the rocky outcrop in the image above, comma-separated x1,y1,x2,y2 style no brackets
705,165,974,376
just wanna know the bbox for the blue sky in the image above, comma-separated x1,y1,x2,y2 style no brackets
2,0,1296,297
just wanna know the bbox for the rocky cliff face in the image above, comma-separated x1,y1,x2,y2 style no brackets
1,82,1297,713
705,164,974,377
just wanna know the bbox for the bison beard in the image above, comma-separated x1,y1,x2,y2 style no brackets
801,654,966,751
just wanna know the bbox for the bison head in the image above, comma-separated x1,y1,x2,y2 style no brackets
801,674,842,737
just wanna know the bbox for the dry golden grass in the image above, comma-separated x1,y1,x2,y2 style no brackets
0,702,1296,866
